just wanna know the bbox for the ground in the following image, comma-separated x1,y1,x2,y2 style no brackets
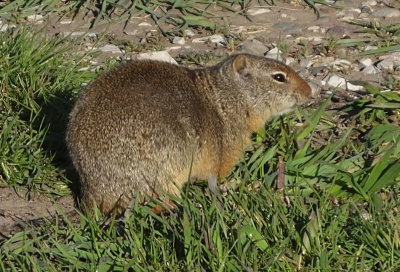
0,0,398,241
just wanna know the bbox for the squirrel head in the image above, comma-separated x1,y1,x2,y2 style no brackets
230,54,312,119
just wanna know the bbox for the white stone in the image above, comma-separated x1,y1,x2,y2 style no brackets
168,46,182,51
0,24,9,32
295,36,323,44
281,13,288,18
365,45,378,51
359,58,373,67
136,51,178,65
0,24,16,32
362,65,379,74
360,211,372,221
99,44,124,54
336,11,346,17
265,47,282,61
192,34,226,45
373,8,400,18
27,14,43,22
322,74,346,88
380,51,400,60
307,26,320,32
377,52,400,70
138,22,152,27
322,74,364,91
339,16,354,22
347,82,364,91
377,58,394,70
330,59,352,70
184,29,195,38
87,33,97,38
247,8,271,16
363,0,377,6
285,57,296,66
172,37,185,45
60,19,72,24
299,58,314,68
349,8,362,14
309,81,321,98
238,39,268,56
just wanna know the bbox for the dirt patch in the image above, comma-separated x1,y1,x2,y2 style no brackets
0,187,76,240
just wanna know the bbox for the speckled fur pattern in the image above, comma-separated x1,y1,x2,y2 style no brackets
66,53,312,215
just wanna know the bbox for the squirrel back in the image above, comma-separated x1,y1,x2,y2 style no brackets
66,54,312,214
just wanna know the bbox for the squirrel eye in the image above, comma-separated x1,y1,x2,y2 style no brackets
272,73,286,82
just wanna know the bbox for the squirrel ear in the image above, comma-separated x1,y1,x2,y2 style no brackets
232,54,249,75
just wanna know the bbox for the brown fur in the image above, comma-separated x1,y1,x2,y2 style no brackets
66,54,312,215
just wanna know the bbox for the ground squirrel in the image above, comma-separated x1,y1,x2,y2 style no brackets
66,53,312,215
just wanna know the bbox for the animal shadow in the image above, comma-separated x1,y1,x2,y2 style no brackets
38,88,81,200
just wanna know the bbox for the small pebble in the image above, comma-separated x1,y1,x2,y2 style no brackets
136,51,178,65
27,14,43,22
60,19,72,25
322,74,363,91
377,59,394,70
168,46,182,51
349,8,362,14
247,8,271,16
363,0,377,6
138,22,152,27
238,39,268,56
295,36,323,44
285,57,296,66
373,8,400,18
322,74,346,88
184,29,195,38
0,24,9,32
330,59,352,71
172,37,185,45
359,58,373,67
192,34,226,46
265,47,282,61
364,45,378,51
362,65,379,74
99,44,124,54
300,58,315,68
307,26,320,33
377,52,400,70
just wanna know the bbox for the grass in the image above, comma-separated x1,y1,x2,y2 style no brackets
0,0,339,34
1,2,400,271
0,27,96,195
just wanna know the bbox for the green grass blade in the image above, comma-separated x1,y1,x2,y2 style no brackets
295,97,330,142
